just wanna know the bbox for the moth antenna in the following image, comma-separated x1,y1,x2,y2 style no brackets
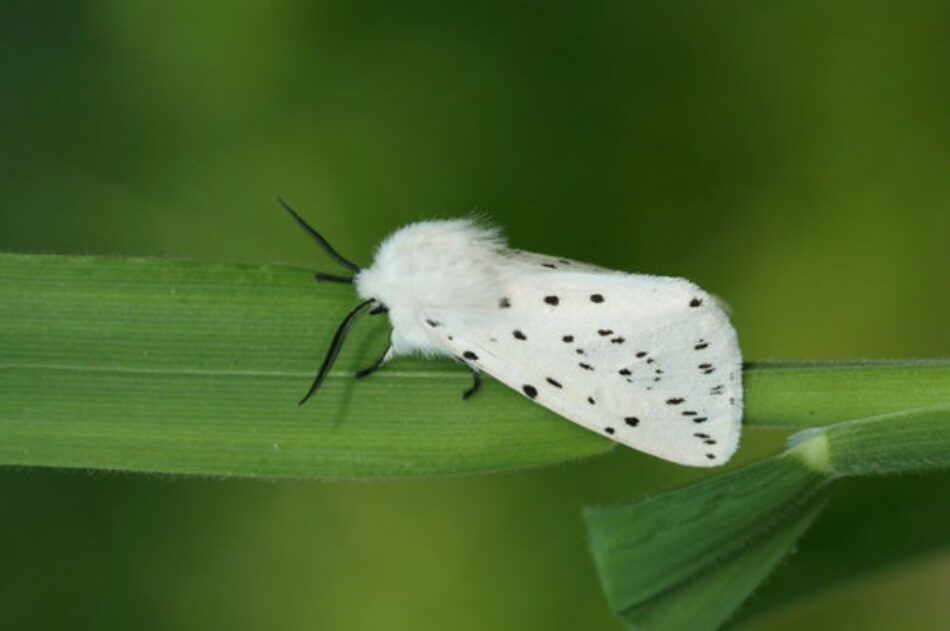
298,298,377,405
279,197,362,273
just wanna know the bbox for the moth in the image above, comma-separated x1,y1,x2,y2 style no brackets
281,199,742,467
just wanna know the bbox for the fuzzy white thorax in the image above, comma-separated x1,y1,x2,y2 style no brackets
355,219,509,357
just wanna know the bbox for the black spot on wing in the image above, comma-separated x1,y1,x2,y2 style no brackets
562,335,574,343
636,351,648,358
512,330,526,340
590,293,604,303
618,368,631,376
611,337,625,344
587,396,596,405
544,295,560,305
522,384,538,398
542,262,557,269
693,417,709,423
426,319,440,327
546,377,562,388
624,417,639,426
598,329,613,336
690,297,703,307
463,351,478,360
666,398,685,405
499,297,511,308
604,427,615,435
579,362,594,371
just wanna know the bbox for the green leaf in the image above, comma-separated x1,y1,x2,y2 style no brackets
0,253,611,478
744,361,950,428
730,470,950,629
584,454,832,631
2,253,948,478
586,406,950,630
624,493,830,631
791,404,950,476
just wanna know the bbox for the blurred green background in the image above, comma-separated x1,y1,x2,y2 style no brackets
2,2,948,630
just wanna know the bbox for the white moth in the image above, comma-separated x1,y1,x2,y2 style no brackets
281,200,743,467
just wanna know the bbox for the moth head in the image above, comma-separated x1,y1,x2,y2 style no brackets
355,218,506,313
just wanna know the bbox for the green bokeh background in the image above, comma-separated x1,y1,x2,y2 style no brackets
2,2,948,630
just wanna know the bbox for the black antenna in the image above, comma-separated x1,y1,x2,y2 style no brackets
279,197,361,274
298,298,377,405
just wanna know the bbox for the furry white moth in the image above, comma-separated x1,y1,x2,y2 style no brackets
281,199,743,467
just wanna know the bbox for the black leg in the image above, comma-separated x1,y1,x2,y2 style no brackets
462,367,481,399
315,272,354,284
356,345,393,379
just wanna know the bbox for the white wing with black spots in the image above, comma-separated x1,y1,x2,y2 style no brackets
422,260,742,467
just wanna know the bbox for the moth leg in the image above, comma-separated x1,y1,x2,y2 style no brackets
314,272,354,284
355,345,394,379
462,366,481,400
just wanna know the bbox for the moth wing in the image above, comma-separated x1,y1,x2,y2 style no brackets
427,264,742,467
